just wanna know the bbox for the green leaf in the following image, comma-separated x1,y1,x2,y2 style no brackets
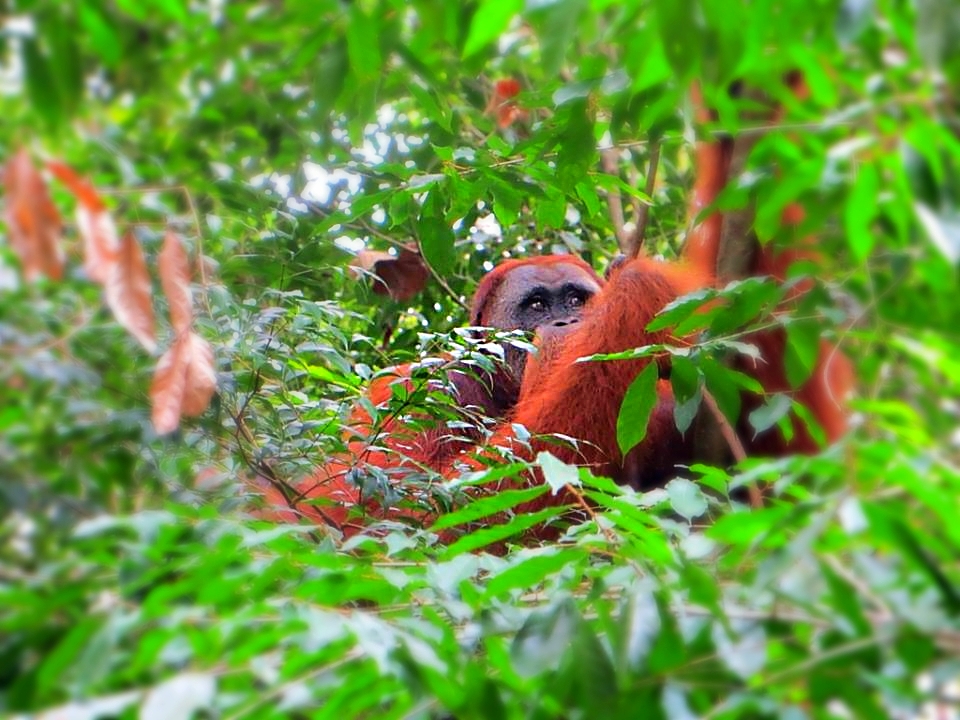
430,484,549,531
22,37,61,128
536,191,567,230
409,82,452,132
843,162,878,262
146,0,189,22
670,356,703,434
665,477,708,520
36,618,100,696
491,179,523,227
647,593,686,672
555,101,596,190
79,5,122,66
418,191,456,274
707,505,792,545
654,0,700,79
700,357,742,424
647,287,715,332
441,506,568,556
748,393,793,437
575,181,602,219
313,38,349,115
347,5,383,81
537,451,580,493
484,548,580,597
616,362,659,455
463,0,522,58
511,598,580,677
784,318,821,388
914,202,960,264
536,0,587,76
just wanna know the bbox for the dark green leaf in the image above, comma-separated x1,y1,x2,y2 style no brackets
617,362,659,455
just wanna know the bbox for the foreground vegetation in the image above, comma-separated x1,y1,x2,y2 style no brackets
2,1,960,717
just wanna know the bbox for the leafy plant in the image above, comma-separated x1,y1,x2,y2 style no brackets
2,0,959,718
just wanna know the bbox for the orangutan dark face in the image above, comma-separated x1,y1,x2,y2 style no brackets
477,262,601,379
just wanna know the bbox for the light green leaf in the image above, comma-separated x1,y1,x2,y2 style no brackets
537,451,580,493
844,162,878,262
748,393,793,437
430,484,549,531
463,0,522,58
666,477,708,520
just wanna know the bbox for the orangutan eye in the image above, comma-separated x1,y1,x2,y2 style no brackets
569,294,584,307
528,299,547,312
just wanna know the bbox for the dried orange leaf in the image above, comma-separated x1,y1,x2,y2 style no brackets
150,331,217,434
485,78,528,129
46,161,120,282
76,203,121,283
151,340,186,435
180,332,217,417
46,160,106,211
2,149,64,281
158,229,193,333
350,245,428,302
105,231,156,353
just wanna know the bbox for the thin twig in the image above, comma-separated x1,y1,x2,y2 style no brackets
600,147,629,251
420,252,469,312
627,139,660,257
701,389,764,508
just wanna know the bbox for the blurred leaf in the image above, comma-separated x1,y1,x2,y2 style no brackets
535,0,587,76
151,332,217,433
784,319,820,388
665,477,708,520
141,673,216,720
844,162,878,262
748,393,793,437
158,230,195,333
79,4,122,66
2,149,64,281
914,202,960,264
105,231,157,353
511,598,579,677
463,0,522,58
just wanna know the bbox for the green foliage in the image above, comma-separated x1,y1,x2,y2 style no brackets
2,0,960,718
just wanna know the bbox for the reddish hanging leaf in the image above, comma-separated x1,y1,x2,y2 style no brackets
494,78,521,98
179,333,217,416
46,160,106,211
485,78,528,129
151,331,217,434
46,160,119,282
76,199,121,283
350,245,429,302
2,149,64,281
104,231,156,353
158,229,193,333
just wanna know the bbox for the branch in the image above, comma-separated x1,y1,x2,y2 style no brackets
625,139,660,257
701,388,763,509
600,147,630,252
